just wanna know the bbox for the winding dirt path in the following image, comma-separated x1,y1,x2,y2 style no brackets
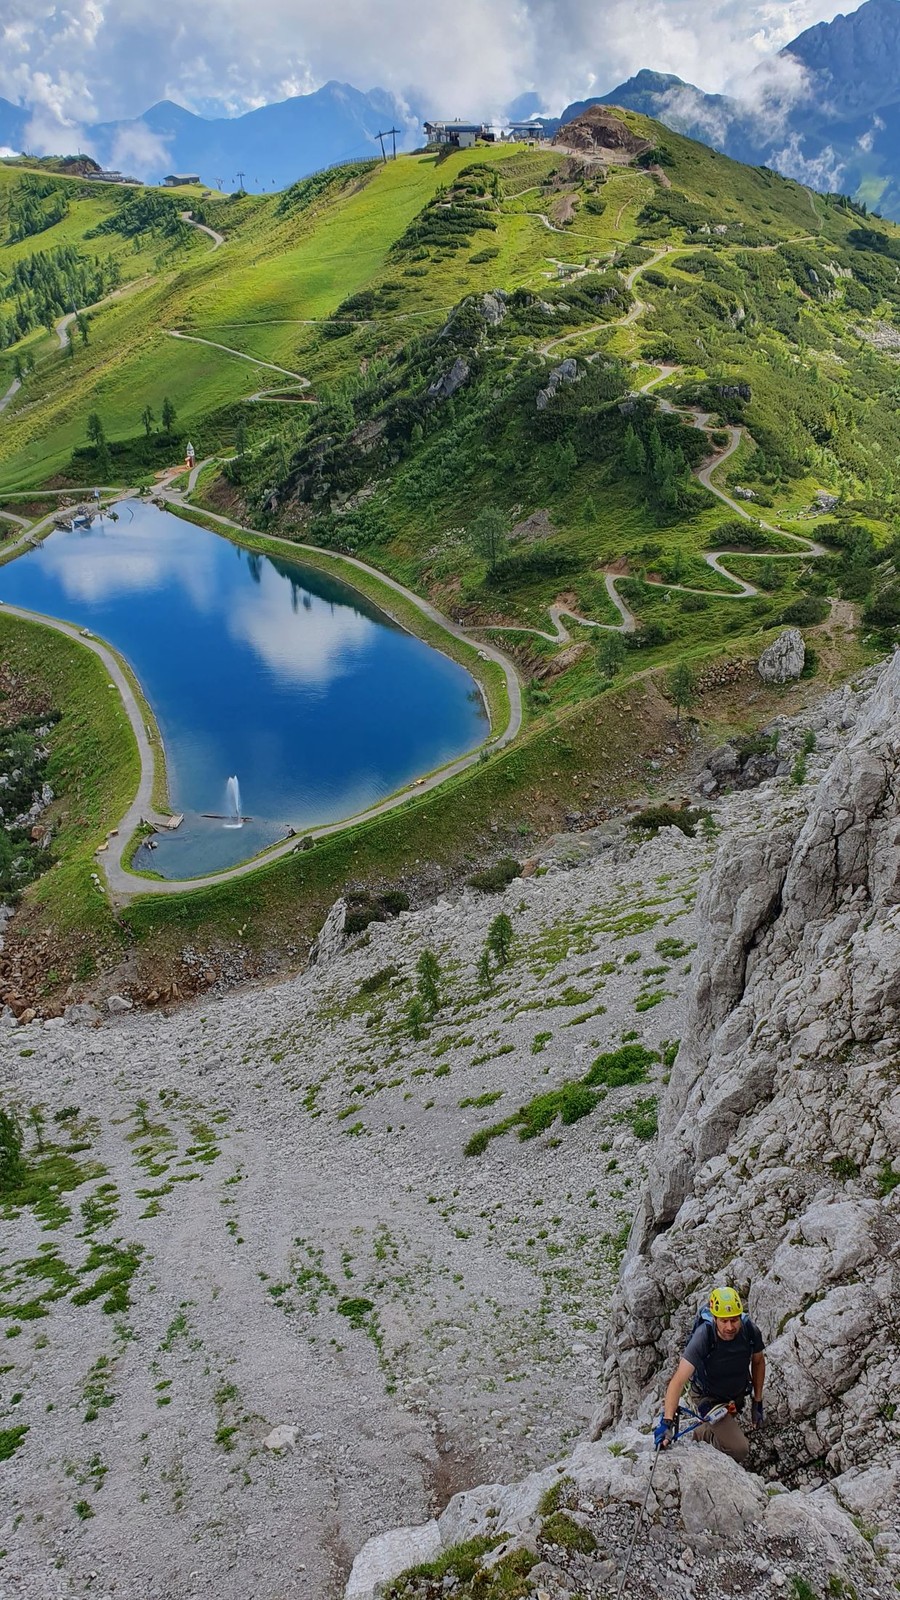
0,377,21,414
166,331,312,402
493,249,825,646
0,506,31,530
0,227,831,903
179,211,224,250
53,277,155,353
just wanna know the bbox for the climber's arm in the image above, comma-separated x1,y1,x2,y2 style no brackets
663,1357,695,1422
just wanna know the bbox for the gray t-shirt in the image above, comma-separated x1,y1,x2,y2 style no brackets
683,1317,765,1402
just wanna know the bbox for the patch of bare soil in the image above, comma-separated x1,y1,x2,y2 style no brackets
551,191,577,226
194,474,251,521
553,106,653,161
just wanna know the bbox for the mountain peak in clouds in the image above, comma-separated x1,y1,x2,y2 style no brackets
785,0,900,116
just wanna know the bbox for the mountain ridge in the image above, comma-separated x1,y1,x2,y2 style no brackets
0,81,418,191
5,2,900,210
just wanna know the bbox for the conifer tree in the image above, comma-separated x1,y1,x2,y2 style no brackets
416,949,441,1015
486,912,513,968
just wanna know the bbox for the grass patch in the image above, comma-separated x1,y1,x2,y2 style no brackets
583,1043,657,1087
0,614,139,984
0,1425,28,1461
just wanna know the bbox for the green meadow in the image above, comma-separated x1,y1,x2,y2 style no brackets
0,115,895,982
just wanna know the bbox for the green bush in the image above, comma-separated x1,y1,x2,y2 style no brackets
344,888,410,934
584,1044,657,1088
0,1109,24,1193
541,1511,597,1552
358,965,398,996
779,596,829,626
467,856,520,893
622,1097,658,1140
628,805,706,838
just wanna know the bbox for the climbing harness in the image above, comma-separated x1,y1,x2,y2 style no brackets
613,1403,732,1599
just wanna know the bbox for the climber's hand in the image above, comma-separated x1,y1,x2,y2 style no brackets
653,1415,676,1451
751,1399,764,1428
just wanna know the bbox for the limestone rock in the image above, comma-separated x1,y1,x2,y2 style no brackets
64,1002,101,1026
594,650,900,1507
438,1464,560,1548
536,357,580,410
426,356,469,401
105,994,133,1014
480,290,507,326
758,628,805,683
670,1447,766,1535
263,1424,298,1452
308,899,347,967
344,1521,441,1600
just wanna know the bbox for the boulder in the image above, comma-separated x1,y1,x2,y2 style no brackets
263,1424,298,1452
345,1521,441,1600
426,356,469,401
64,1002,101,1026
758,628,805,684
669,1447,767,1535
308,899,347,967
105,994,133,1015
438,1464,560,1548
536,357,580,410
480,291,507,326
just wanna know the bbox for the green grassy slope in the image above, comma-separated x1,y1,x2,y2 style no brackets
4,115,899,720
3,116,895,995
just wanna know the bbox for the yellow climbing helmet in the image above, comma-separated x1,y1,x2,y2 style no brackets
709,1286,743,1318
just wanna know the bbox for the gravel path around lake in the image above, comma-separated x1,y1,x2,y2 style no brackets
1,801,752,1600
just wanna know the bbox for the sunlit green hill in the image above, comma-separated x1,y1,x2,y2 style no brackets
4,114,900,678
6,112,900,993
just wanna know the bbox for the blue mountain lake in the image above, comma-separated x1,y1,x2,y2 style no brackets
1,500,489,877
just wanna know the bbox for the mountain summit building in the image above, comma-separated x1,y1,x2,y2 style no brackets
424,120,494,148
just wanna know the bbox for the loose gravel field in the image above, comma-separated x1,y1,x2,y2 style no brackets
0,778,804,1600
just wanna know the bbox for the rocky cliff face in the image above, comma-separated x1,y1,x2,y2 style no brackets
596,649,900,1518
346,654,900,1599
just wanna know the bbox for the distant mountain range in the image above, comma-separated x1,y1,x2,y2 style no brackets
3,0,900,216
0,82,421,192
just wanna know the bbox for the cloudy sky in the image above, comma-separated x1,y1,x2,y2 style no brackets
0,0,860,141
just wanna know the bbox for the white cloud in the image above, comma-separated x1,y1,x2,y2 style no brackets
0,145,21,157
857,112,885,154
226,563,374,685
0,0,861,126
109,122,171,174
656,84,734,147
34,516,218,608
767,130,845,190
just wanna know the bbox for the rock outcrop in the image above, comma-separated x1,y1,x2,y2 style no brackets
308,897,347,965
536,357,580,410
596,650,900,1530
426,356,469,402
757,627,805,683
344,653,900,1598
553,106,653,160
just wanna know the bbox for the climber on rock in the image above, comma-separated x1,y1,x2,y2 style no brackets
654,1286,766,1465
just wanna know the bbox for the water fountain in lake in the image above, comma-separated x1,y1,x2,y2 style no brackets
224,775,242,828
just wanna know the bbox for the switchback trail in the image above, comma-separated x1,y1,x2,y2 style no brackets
179,211,225,249
492,247,825,647
0,377,21,414
54,277,155,352
166,331,312,402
